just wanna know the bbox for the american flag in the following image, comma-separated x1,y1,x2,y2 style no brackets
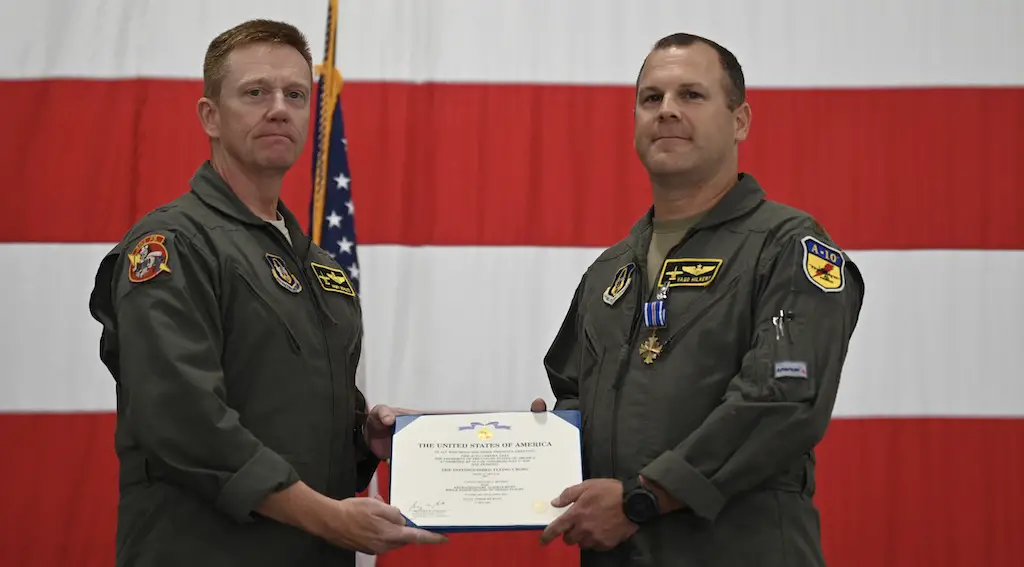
310,0,360,294
309,8,378,566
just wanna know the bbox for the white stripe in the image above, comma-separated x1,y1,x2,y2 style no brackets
1,0,1020,86
1,243,1021,418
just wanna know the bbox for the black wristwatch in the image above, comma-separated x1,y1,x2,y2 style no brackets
622,477,660,524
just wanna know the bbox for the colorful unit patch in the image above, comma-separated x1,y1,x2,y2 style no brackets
656,258,723,288
311,262,355,296
265,254,302,293
603,262,635,305
127,233,172,283
801,235,845,292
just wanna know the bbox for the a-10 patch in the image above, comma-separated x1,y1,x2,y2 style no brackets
800,235,845,292
656,258,723,288
127,233,172,283
311,262,356,296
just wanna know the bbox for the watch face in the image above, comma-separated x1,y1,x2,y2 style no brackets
626,490,658,522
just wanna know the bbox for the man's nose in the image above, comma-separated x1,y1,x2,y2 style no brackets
266,92,290,120
657,95,683,121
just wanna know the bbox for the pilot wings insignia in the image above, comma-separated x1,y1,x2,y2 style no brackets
657,258,724,288
310,262,356,296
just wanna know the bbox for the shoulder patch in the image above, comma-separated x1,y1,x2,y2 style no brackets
311,262,355,296
800,235,845,292
127,233,172,283
602,262,635,306
657,258,723,288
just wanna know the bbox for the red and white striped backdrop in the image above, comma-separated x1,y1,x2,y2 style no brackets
1,1,1022,566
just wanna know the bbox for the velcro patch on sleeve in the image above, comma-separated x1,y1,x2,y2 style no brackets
774,361,808,379
127,233,172,283
800,235,844,292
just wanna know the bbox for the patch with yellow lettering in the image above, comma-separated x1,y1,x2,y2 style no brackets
801,235,845,292
602,262,635,305
266,254,302,293
127,233,172,283
656,258,723,288
311,262,355,296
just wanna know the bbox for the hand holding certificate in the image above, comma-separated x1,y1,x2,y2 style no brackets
388,410,583,532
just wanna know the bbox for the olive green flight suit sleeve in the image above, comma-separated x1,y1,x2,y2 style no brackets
92,230,300,524
351,386,381,491
543,275,586,412
639,225,865,522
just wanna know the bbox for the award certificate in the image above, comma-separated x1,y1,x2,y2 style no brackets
388,410,582,532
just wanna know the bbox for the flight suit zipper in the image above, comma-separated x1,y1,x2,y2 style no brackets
608,226,701,479
270,228,340,494
609,263,646,478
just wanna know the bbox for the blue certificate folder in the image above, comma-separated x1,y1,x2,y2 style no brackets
387,410,582,533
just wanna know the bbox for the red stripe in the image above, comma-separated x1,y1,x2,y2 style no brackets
2,80,1021,249
1,414,1020,567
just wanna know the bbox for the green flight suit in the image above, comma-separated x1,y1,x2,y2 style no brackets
88,161,379,567
544,174,865,567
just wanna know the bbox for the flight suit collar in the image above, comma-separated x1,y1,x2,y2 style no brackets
188,160,311,252
628,172,766,239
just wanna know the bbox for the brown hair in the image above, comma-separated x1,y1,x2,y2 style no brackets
202,19,313,99
636,33,746,111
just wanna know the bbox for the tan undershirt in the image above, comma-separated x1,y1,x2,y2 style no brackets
646,213,703,291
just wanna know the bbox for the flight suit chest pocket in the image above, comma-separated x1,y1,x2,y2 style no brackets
660,273,743,352
303,259,363,365
229,265,303,354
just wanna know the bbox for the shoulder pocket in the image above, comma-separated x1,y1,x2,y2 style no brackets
230,265,302,354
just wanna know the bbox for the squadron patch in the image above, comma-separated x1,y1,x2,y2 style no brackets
265,254,302,293
127,234,172,283
656,258,723,288
602,262,635,306
311,262,355,296
801,236,845,292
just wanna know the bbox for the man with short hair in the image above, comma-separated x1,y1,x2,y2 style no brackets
533,33,865,566
88,19,446,566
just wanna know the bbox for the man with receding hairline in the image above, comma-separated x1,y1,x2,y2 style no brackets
88,19,446,566
533,33,864,566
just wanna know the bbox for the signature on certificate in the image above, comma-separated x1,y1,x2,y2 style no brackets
407,500,448,516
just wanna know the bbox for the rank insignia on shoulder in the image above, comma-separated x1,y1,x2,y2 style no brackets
801,235,845,292
266,254,302,293
311,262,355,296
603,262,635,306
657,258,723,288
127,233,172,283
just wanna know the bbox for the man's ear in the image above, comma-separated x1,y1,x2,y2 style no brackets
197,97,220,138
734,101,752,143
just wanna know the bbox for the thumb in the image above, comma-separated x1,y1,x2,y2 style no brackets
551,483,585,508
530,398,547,412
400,527,449,545
373,404,397,427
